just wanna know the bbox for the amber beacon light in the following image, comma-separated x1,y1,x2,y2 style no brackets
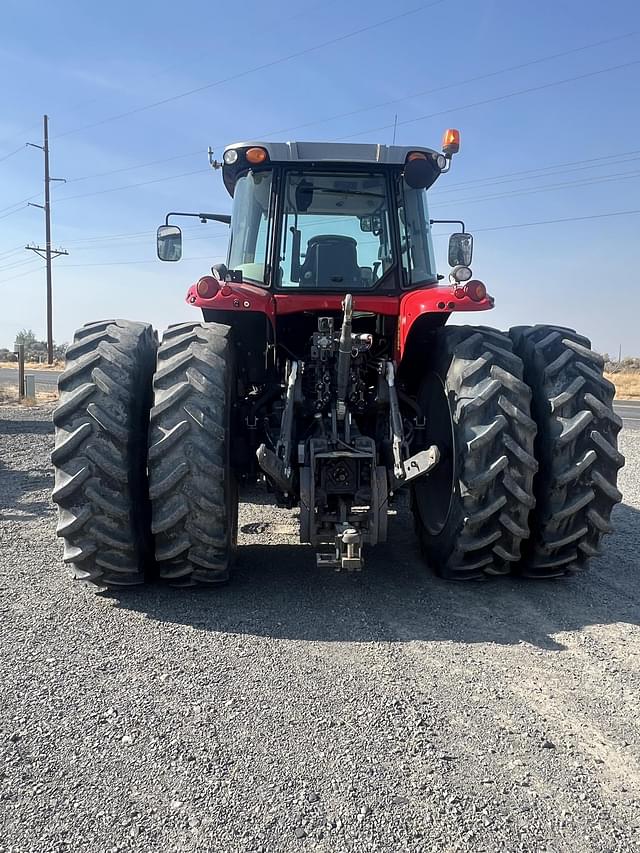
442,128,460,157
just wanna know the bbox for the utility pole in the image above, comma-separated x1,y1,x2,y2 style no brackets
26,115,68,365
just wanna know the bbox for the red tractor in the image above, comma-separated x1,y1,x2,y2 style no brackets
52,132,624,588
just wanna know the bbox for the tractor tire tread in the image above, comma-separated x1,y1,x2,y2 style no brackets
149,322,237,585
415,325,537,579
509,324,623,577
52,319,157,588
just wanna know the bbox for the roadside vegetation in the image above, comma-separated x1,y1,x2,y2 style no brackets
604,355,640,399
0,328,67,365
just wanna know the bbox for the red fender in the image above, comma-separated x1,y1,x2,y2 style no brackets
397,284,494,360
186,279,276,325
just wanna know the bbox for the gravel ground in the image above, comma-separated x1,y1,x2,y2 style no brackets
1,403,639,853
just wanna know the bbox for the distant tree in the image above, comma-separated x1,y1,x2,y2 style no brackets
53,342,68,361
12,329,65,362
14,329,37,351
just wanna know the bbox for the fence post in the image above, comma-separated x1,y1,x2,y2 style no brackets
16,345,25,400
24,375,36,402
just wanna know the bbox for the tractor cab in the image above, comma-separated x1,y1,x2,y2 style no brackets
220,141,444,293
157,135,474,299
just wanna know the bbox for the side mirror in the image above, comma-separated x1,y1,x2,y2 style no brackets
448,232,473,267
157,224,182,262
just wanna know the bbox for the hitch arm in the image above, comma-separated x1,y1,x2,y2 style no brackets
385,361,406,481
336,294,353,420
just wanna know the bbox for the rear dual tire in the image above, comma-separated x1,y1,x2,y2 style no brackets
148,322,238,586
412,324,623,580
52,320,237,590
412,326,537,579
52,320,157,586
510,325,624,576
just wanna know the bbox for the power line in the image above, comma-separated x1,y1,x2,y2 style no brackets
0,120,44,150
0,206,29,221
0,192,42,216
4,208,637,279
54,0,446,138
54,168,210,203
0,257,40,273
259,30,640,141
0,145,26,165
70,234,228,253
431,150,640,196
337,58,640,141
61,254,219,268
41,153,640,253
472,208,640,233
431,165,640,208
64,223,221,246
51,29,638,189
0,246,25,260
66,150,203,184
0,266,43,285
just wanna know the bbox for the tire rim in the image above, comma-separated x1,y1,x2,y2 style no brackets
414,372,455,536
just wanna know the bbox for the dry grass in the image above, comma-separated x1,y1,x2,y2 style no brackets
0,383,58,406
0,360,64,370
605,372,640,400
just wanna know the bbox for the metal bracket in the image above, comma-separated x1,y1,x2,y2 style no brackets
400,445,440,484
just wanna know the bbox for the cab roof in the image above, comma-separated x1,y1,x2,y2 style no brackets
220,140,441,195
223,140,438,164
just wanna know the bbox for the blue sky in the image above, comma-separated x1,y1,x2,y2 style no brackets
1,0,639,356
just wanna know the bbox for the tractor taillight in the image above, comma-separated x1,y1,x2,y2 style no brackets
196,276,220,299
407,151,428,161
466,280,487,302
246,147,268,164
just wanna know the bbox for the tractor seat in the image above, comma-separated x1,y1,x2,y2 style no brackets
299,235,363,288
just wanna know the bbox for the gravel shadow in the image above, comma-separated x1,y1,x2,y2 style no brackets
0,414,54,436
0,415,54,518
114,502,640,651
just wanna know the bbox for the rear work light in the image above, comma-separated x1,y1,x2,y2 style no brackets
196,276,220,299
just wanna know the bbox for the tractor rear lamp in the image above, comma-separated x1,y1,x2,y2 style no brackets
407,151,428,161
223,149,239,165
466,280,487,302
442,128,460,156
245,147,268,164
196,276,220,299
450,265,472,283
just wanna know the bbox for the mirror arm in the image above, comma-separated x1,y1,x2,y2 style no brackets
165,211,231,226
430,219,466,233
